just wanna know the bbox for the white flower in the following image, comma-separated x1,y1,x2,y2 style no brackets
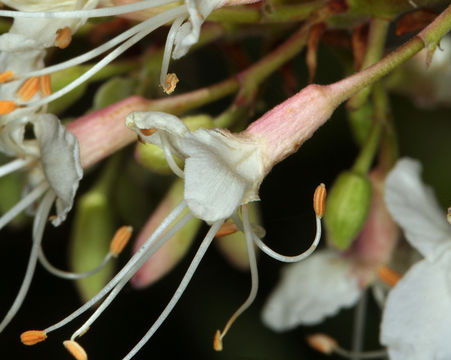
126,111,265,222
0,114,82,332
380,158,451,360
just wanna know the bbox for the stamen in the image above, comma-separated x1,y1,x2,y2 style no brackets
20,330,47,345
313,183,326,218
123,220,224,360
0,100,18,114
163,73,179,94
213,205,258,351
42,202,188,335
377,265,401,286
141,128,156,136
243,184,326,263
110,225,133,257
0,158,33,178
39,75,52,96
160,133,185,178
16,77,40,101
215,221,239,238
307,333,388,359
55,27,72,49
63,340,88,360
0,70,14,83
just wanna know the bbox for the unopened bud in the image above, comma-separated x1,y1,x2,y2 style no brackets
324,171,372,250
20,330,47,346
63,340,88,360
306,333,338,354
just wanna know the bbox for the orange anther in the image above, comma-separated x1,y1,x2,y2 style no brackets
306,333,338,355
215,222,239,238
0,70,14,83
313,183,327,218
163,73,179,95
110,225,133,257
16,77,39,101
20,330,47,346
39,75,52,96
377,265,401,287
55,27,72,49
141,128,156,136
63,340,87,360
213,330,223,351
0,100,18,114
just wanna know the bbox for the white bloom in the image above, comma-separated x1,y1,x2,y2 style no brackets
262,249,361,331
126,111,265,222
380,158,451,360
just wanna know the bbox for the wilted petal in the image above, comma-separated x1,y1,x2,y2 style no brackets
33,114,83,226
262,250,361,331
380,254,451,360
182,129,263,222
384,158,450,259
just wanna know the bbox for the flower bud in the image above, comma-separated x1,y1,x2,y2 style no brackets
324,171,372,250
135,114,214,174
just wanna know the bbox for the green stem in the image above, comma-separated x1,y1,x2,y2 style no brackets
347,18,390,110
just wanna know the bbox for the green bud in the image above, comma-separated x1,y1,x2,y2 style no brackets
135,114,214,174
324,171,372,250
347,101,373,147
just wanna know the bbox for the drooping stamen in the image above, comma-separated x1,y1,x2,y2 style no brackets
160,133,185,178
377,265,401,286
122,220,224,360
42,202,188,335
39,75,52,96
20,330,47,346
0,0,177,19
213,205,259,351
0,100,18,114
0,190,55,333
307,333,388,359
0,70,14,83
16,77,40,101
69,213,193,341
110,225,133,257
63,340,88,360
55,27,72,49
160,16,185,92
0,158,33,178
22,6,187,109
240,184,326,263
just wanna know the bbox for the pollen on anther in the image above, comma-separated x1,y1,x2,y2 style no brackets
40,75,52,96
215,222,239,238
63,340,88,360
110,225,133,257
306,333,337,355
0,70,14,83
0,100,18,114
16,77,39,101
213,330,223,351
55,27,72,49
20,330,47,346
163,73,179,94
141,128,156,136
313,183,327,218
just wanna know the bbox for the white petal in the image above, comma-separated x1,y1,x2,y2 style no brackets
261,250,361,331
33,114,83,226
380,253,451,360
181,128,263,222
384,158,450,259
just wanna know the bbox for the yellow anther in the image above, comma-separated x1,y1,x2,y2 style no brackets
0,100,18,114
20,330,47,346
213,330,223,351
0,70,14,83
110,225,133,257
39,74,52,96
63,340,87,360
163,73,179,94
377,265,401,287
141,128,156,136
313,183,327,218
55,27,72,49
16,77,39,101
306,333,338,355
